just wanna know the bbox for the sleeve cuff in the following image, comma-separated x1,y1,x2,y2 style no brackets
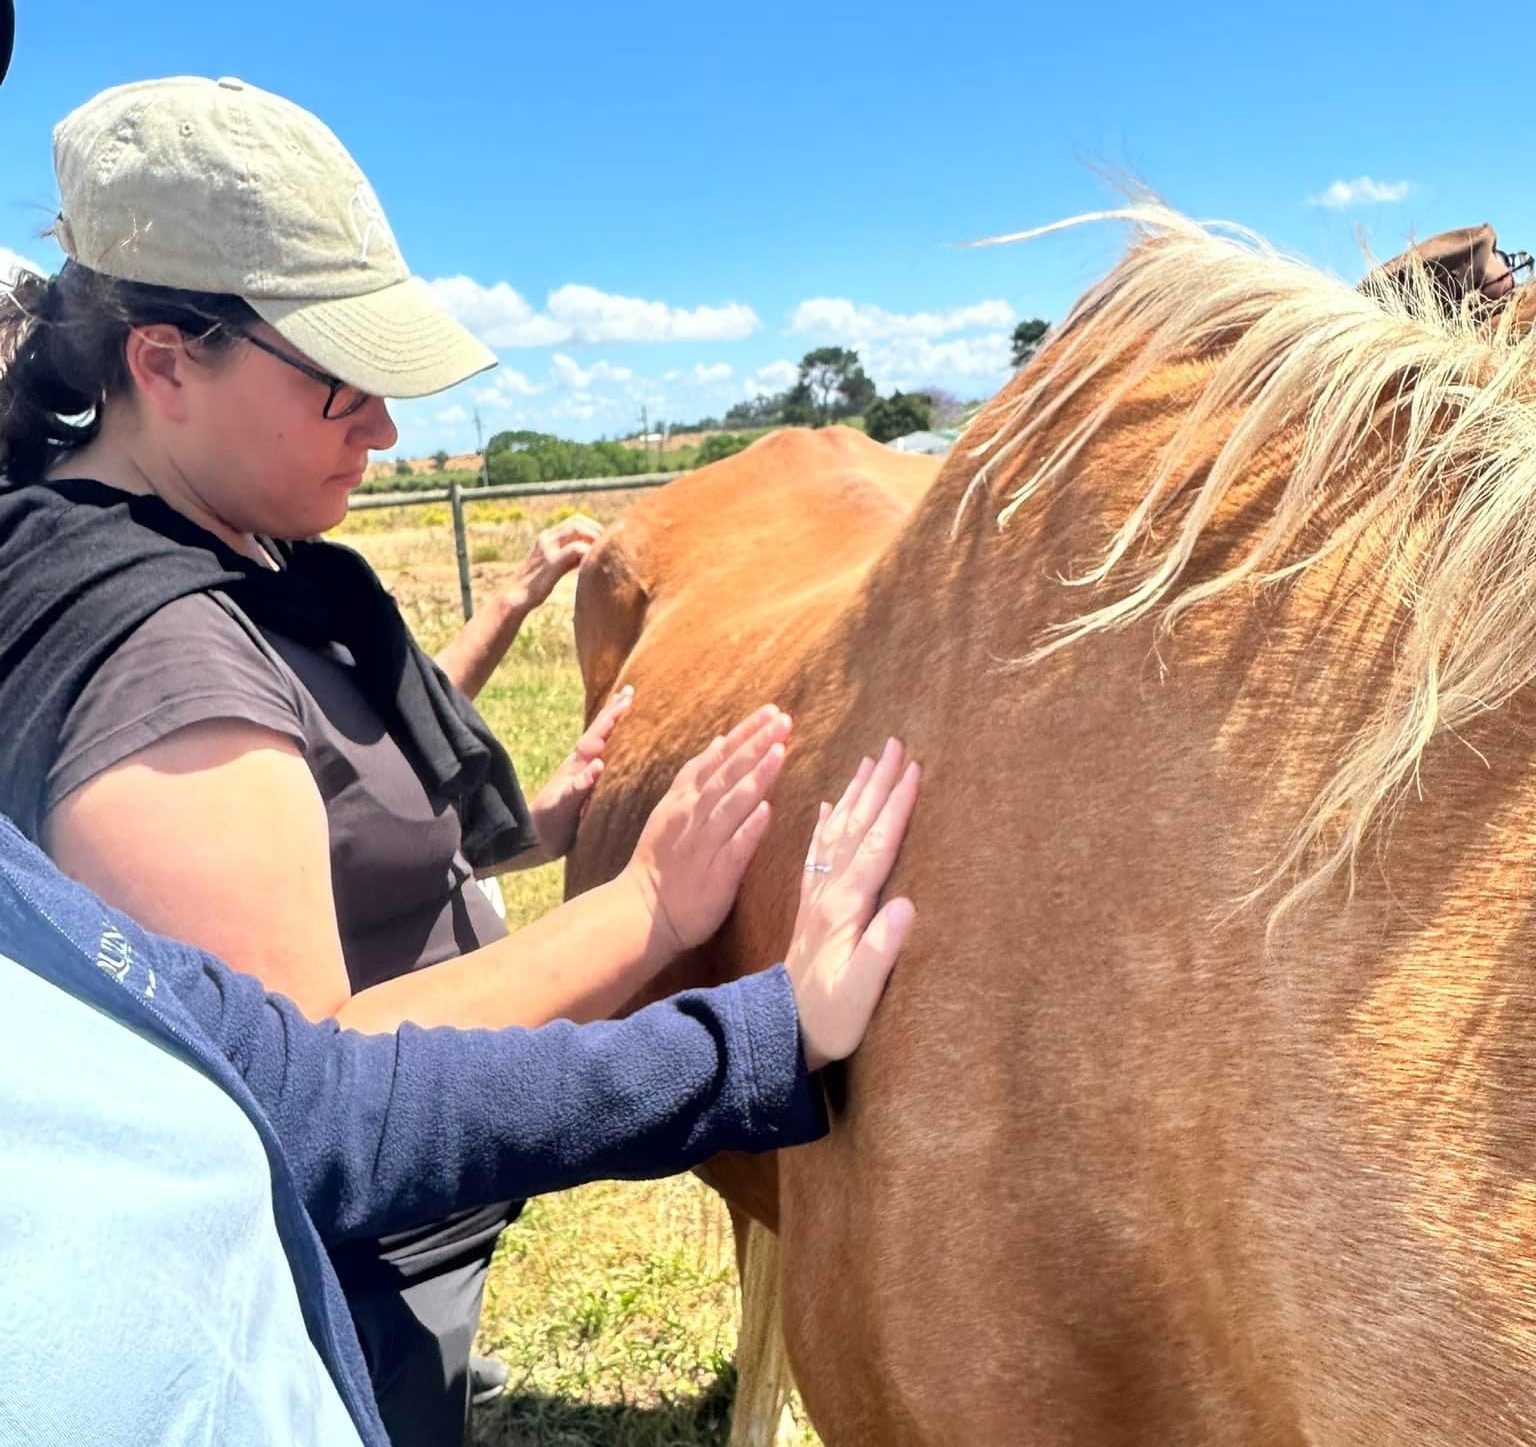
728,963,829,1149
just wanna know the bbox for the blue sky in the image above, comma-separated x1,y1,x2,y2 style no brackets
1,0,1522,458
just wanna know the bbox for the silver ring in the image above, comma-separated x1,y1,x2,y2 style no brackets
804,862,833,874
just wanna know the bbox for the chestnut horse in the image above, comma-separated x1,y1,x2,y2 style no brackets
567,207,1536,1444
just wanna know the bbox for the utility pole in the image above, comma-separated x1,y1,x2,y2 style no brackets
475,409,490,491
640,404,650,470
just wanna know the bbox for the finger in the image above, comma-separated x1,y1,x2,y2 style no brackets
844,761,920,893
838,738,907,858
555,514,603,541
719,704,783,760
550,540,593,575
577,686,634,756
820,755,875,856
695,709,790,803
709,737,788,840
839,896,917,1044
541,516,601,545
702,710,791,807
799,801,833,911
675,734,727,795
716,799,774,882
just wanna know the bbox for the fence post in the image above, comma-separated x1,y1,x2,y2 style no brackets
449,473,473,620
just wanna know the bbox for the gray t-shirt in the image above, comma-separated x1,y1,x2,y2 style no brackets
46,591,509,993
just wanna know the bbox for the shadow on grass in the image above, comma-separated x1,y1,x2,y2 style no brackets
469,1365,735,1447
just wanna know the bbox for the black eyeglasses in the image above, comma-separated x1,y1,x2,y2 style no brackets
1493,248,1535,291
234,331,372,420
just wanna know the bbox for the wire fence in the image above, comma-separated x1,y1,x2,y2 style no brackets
349,470,683,620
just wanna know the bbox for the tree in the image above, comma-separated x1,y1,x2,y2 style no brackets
696,432,755,466
1011,318,1049,369
917,388,966,428
795,346,875,426
865,390,934,444
394,458,413,477
485,449,540,487
431,449,449,472
724,394,785,430
487,429,559,456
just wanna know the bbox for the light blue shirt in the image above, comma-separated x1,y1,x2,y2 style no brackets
0,951,363,1446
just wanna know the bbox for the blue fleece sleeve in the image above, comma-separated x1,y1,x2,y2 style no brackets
187,953,826,1242
0,826,825,1246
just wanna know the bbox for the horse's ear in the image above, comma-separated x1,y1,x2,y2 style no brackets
1369,223,1505,308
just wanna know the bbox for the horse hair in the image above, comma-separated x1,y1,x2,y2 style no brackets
968,201,1536,923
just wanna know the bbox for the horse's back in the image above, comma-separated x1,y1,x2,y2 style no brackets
764,365,1536,1444
571,343,1536,1442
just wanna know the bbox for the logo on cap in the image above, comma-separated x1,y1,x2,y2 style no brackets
348,181,397,266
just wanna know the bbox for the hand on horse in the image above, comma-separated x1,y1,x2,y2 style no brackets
622,705,791,959
505,514,604,614
527,684,635,862
785,738,920,1072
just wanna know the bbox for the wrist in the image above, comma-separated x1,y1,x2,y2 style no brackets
494,584,533,630
614,861,684,971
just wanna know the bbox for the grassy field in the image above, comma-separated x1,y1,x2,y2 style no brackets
335,495,819,1447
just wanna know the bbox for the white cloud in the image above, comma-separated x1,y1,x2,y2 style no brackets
745,359,799,395
546,284,758,343
433,404,470,425
425,275,760,348
790,297,1016,339
0,246,46,285
425,275,569,347
550,354,636,391
1309,177,1412,209
690,362,733,384
861,333,1014,389
474,368,544,405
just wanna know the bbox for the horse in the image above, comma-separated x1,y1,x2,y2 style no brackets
566,206,1536,1444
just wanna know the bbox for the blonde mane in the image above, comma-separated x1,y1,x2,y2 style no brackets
968,204,1536,918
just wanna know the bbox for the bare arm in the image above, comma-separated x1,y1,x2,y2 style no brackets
433,588,531,700
434,516,603,699
44,706,789,1033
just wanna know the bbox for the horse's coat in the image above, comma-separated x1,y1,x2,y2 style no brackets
567,212,1536,1444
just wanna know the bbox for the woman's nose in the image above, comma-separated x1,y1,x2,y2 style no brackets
350,395,398,451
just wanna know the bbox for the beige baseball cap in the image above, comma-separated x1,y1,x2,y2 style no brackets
50,75,496,398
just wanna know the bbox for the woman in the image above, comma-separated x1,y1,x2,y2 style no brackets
0,74,920,1444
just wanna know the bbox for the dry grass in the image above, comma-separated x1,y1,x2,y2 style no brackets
334,494,822,1447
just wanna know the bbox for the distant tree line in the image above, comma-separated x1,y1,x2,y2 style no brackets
481,432,662,487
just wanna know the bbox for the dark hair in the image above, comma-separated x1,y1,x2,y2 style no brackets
0,261,259,486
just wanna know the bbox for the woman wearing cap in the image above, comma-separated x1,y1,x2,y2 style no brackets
0,76,921,1445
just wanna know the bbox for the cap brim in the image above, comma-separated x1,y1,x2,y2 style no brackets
250,275,497,399
1,0,14,86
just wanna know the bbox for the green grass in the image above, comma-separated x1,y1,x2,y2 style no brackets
335,501,822,1446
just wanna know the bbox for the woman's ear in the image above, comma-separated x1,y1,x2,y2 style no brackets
122,325,195,423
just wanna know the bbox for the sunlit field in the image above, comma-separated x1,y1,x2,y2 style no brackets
336,493,820,1446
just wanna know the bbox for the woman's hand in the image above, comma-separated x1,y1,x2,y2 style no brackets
622,705,792,959
506,514,604,614
527,685,635,862
785,738,920,1071
437,515,606,701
